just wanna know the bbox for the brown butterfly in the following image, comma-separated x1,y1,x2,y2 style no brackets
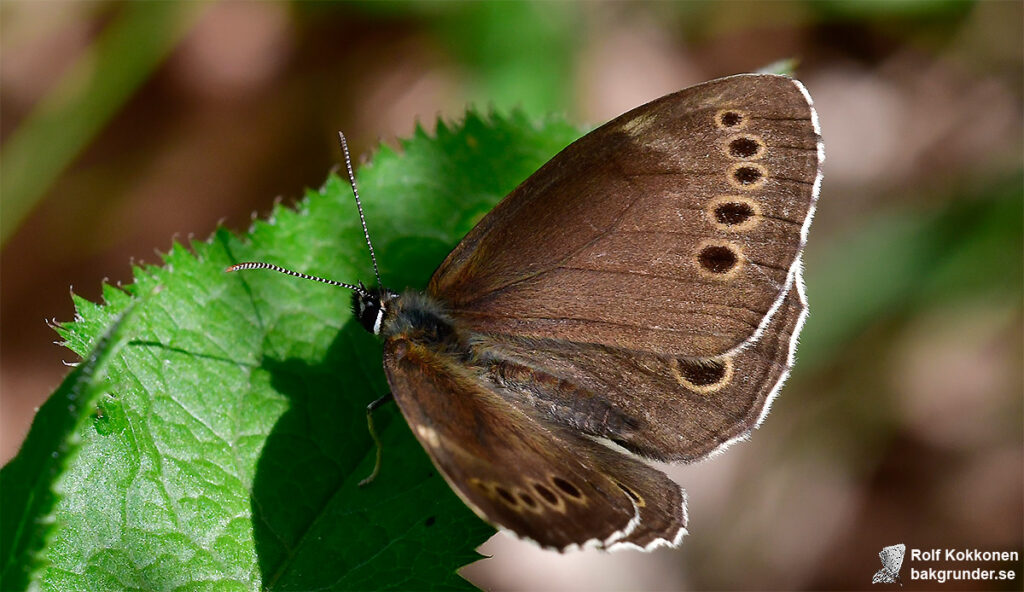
229,73,823,552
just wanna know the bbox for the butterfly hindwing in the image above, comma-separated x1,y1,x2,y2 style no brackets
382,336,686,550
477,278,806,462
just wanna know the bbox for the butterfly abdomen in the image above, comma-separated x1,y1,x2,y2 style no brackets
487,359,642,440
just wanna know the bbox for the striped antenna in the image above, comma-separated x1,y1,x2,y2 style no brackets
227,132,385,294
226,262,367,296
337,131,382,287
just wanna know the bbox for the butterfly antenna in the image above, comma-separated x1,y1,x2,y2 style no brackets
226,262,367,296
337,131,382,288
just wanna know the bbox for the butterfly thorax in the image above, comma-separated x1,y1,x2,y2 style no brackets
357,289,466,355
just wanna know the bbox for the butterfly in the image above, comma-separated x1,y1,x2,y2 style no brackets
229,73,823,552
872,544,906,585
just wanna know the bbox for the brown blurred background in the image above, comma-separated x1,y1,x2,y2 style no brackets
2,1,1021,590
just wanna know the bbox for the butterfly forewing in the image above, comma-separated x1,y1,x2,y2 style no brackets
429,73,821,358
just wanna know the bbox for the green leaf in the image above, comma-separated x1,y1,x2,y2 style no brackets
2,111,583,590
1,293,142,590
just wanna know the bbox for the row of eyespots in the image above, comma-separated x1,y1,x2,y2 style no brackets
470,475,650,516
696,109,770,278
716,110,767,205
470,474,587,514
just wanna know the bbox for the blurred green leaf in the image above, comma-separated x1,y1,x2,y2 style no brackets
816,0,975,19
757,58,799,76
1,2,200,245
338,0,580,114
2,110,582,590
432,1,580,114
800,174,1023,370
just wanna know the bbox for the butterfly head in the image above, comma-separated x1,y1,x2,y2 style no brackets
352,284,400,335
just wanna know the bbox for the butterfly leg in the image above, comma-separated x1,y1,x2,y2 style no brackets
358,392,394,486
